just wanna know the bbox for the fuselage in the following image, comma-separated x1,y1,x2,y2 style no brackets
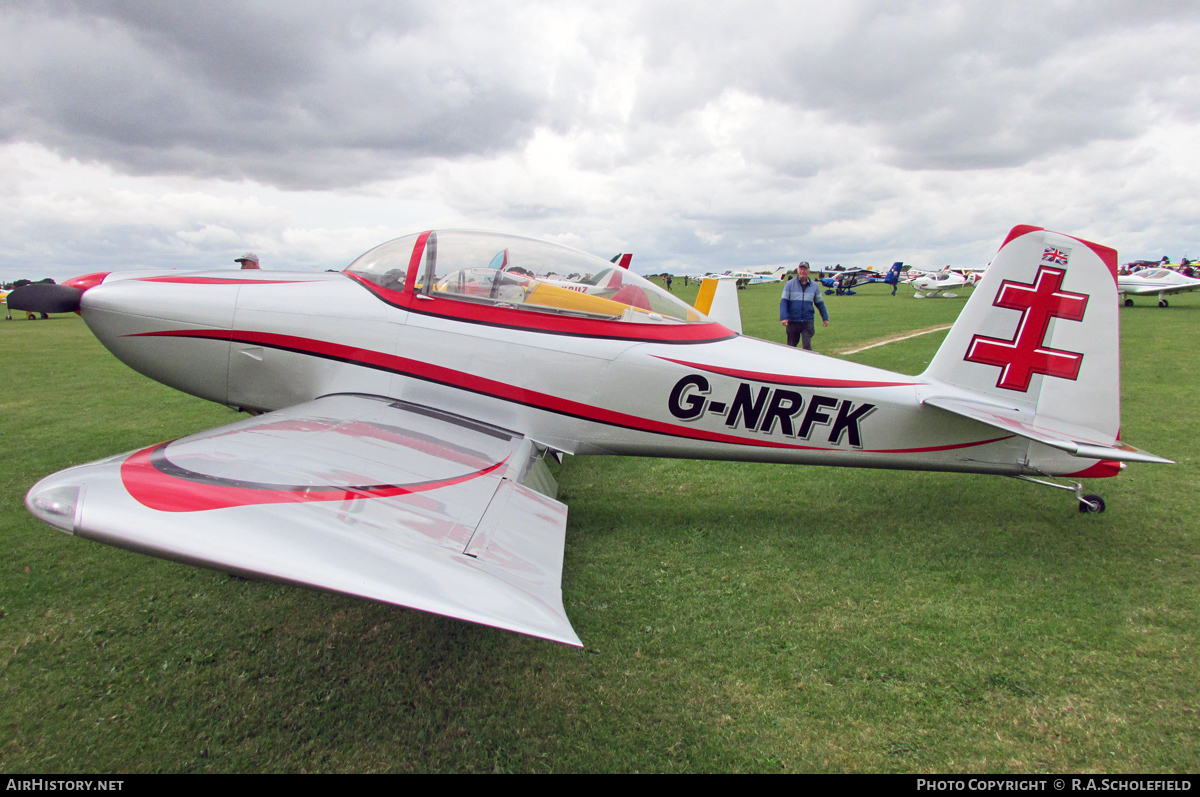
910,272,968,295
79,267,1080,478
1117,268,1200,297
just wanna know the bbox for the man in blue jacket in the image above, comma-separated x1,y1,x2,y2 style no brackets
779,261,829,350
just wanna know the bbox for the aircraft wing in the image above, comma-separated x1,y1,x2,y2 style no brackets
26,394,580,646
922,395,1173,465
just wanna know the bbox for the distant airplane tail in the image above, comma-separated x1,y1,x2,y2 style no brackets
920,225,1169,469
694,277,742,334
884,262,902,285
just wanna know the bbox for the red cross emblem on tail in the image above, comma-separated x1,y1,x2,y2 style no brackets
964,266,1088,392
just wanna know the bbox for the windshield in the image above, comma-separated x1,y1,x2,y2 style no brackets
346,230,706,324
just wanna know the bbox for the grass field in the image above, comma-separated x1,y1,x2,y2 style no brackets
2,283,1197,773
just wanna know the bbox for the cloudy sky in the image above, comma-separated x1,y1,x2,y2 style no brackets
2,1,1198,281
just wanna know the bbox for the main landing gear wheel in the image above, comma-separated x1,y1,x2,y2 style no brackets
1124,298,1134,307
1078,494,1106,513
1158,299,1169,308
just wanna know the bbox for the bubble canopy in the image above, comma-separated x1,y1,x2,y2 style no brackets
345,231,707,325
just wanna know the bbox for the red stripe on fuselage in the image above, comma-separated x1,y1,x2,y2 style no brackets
136,277,318,285
62,272,111,291
653,356,919,388
127,328,1011,455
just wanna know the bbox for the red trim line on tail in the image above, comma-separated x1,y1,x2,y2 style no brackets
1000,225,1044,249
1067,236,1119,282
1064,460,1122,479
997,225,1119,284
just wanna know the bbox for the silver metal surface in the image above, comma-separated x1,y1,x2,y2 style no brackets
28,395,578,645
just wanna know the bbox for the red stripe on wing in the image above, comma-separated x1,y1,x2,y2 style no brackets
120,442,507,512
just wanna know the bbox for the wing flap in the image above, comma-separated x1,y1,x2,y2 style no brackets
26,395,580,645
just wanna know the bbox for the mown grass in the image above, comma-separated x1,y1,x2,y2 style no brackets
1,285,1197,773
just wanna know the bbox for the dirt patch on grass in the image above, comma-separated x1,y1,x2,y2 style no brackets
834,325,952,355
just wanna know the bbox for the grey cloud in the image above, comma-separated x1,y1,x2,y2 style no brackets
6,0,1198,191
0,1,563,188
629,1,1200,171
3,1,1199,279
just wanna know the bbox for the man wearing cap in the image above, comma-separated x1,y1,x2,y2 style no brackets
779,261,829,350
235,252,261,269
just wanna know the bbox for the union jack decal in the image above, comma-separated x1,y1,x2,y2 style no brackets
1041,246,1070,265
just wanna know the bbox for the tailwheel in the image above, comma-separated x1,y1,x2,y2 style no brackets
1015,475,1108,513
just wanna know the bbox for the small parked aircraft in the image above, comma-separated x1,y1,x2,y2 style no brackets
748,266,792,284
818,263,905,295
702,267,791,285
1116,268,1200,307
13,225,1170,645
817,268,871,294
909,269,971,298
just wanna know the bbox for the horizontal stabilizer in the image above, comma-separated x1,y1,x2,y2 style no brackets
923,395,1173,465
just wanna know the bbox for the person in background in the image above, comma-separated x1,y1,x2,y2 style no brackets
779,261,829,350
235,252,261,269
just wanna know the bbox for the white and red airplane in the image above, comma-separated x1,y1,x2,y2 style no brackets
13,225,1170,646
907,268,985,298
1116,267,1200,307
702,267,791,285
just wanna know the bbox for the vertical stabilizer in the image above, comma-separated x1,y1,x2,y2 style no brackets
694,278,743,334
922,226,1120,440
